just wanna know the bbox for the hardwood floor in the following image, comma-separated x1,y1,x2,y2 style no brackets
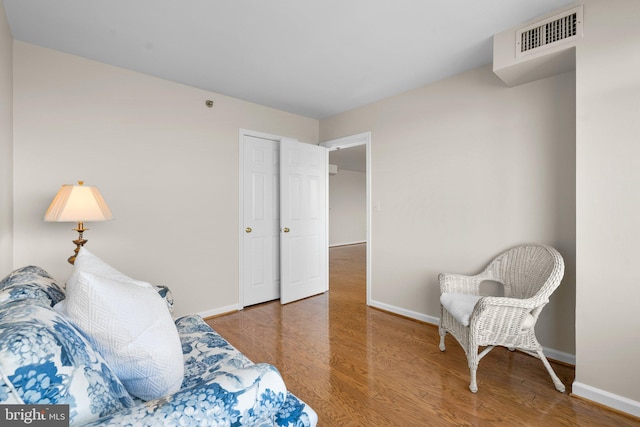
207,244,638,426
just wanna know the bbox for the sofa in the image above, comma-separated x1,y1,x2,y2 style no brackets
0,264,318,426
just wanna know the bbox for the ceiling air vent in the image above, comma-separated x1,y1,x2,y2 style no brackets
516,5,583,58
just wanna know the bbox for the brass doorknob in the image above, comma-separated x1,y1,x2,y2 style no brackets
245,227,252,233
283,227,290,233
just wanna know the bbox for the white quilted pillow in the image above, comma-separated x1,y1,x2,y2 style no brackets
67,246,152,288
59,248,184,400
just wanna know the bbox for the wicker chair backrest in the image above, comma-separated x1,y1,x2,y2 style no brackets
483,244,564,302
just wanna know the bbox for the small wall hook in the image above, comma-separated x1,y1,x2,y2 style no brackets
205,100,214,108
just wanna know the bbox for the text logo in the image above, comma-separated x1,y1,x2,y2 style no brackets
1,405,69,426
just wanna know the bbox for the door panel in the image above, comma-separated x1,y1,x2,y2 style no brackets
242,135,280,306
280,139,328,304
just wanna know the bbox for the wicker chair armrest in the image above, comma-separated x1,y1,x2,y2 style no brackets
477,296,539,310
439,272,489,294
470,296,546,333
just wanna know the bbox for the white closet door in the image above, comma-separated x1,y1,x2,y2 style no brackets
279,139,328,304
241,134,280,306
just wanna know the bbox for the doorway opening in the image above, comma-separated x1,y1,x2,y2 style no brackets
320,132,371,306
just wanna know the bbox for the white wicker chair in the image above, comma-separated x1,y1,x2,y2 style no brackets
438,244,565,393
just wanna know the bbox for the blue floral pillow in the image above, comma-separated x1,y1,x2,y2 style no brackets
154,285,175,313
0,300,135,426
0,375,23,404
0,265,65,307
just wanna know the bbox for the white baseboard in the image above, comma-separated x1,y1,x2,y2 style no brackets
572,382,640,418
542,347,575,365
368,299,576,365
196,304,240,319
368,299,440,325
329,240,366,248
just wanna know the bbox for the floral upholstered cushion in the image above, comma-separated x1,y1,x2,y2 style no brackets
177,315,254,388
81,363,288,427
176,315,318,427
0,265,65,308
0,300,135,426
278,393,316,427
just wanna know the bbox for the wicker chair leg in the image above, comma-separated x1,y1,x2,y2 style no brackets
469,366,478,393
468,351,479,393
537,350,566,392
439,330,446,351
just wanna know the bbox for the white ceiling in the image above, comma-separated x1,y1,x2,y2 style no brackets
3,0,575,120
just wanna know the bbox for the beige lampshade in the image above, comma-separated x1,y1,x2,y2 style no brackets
44,181,113,222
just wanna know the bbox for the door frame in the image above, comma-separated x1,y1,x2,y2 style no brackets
239,129,371,308
320,132,372,306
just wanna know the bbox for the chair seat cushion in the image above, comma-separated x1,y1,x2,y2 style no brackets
441,293,537,330
440,293,482,327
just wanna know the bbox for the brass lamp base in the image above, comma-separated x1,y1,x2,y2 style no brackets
68,222,88,265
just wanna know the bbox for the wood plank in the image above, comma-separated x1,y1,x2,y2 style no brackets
208,243,639,426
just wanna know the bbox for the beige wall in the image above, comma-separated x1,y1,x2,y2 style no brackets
0,5,12,274
320,66,577,357
12,42,318,317
329,169,366,246
8,0,640,415
574,0,640,410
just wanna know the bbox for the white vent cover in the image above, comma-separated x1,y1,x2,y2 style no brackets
516,5,583,57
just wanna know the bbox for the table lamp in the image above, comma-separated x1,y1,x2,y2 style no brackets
44,181,113,265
